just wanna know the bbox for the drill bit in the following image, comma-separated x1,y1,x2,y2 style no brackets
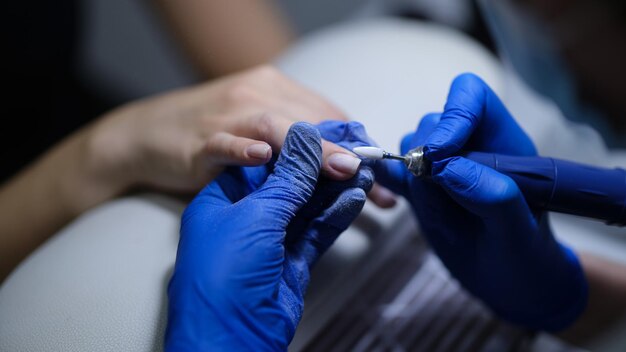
353,146,429,177
352,147,406,161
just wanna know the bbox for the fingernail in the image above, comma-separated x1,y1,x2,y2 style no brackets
246,144,272,160
328,153,361,175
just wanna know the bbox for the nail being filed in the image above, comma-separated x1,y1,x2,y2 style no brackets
352,146,430,177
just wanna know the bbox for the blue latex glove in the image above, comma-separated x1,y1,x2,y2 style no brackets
165,122,373,351
375,73,588,331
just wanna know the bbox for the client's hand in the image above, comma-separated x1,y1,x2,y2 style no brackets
165,122,373,350
375,73,588,331
88,65,362,195
0,65,391,282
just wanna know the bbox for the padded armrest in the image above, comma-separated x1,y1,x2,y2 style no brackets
0,195,183,352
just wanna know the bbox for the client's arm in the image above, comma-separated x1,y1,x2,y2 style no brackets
0,126,126,282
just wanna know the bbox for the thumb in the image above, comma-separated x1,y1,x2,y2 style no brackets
432,157,537,241
249,122,323,223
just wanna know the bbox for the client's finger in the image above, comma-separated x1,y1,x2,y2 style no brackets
321,140,362,180
367,184,397,208
205,132,272,165
228,113,362,180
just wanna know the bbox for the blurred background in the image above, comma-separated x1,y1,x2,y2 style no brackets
77,0,486,103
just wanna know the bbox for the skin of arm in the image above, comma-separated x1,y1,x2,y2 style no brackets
153,0,294,77
559,252,626,346
0,66,383,283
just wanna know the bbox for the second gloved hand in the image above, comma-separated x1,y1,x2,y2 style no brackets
375,73,588,332
165,122,373,351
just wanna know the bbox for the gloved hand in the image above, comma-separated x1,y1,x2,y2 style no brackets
375,73,588,331
165,122,373,351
